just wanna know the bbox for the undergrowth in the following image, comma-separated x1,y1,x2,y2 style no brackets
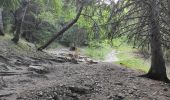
0,34,50,58
112,38,150,72
84,38,150,72
84,41,112,60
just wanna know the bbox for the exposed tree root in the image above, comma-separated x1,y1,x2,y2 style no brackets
139,74,170,83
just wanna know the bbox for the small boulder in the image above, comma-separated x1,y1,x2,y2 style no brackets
28,65,49,74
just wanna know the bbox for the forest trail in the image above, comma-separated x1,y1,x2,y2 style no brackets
104,50,119,62
1,0,170,99
46,48,119,63
0,46,170,100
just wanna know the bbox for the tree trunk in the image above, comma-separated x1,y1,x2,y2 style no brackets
11,20,22,43
0,8,4,36
144,0,169,82
12,1,28,43
37,4,84,51
167,0,170,27
168,0,170,13
167,0,170,24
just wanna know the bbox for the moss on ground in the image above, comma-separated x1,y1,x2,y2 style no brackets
0,34,50,58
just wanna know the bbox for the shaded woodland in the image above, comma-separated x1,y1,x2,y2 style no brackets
1,0,170,99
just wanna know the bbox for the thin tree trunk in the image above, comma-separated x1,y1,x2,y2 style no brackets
167,0,170,27
10,11,17,34
0,8,4,36
37,4,84,51
144,0,169,82
12,20,22,43
12,2,28,43
168,0,170,13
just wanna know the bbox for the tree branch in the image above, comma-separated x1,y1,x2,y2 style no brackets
37,3,84,51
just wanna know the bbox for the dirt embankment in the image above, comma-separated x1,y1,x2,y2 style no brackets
0,38,170,100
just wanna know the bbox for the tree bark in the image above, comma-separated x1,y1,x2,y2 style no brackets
144,0,169,82
0,8,4,36
167,0,170,26
168,0,170,13
37,4,84,51
11,20,22,43
12,0,28,43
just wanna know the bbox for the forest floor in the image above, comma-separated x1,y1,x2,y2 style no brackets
0,38,170,100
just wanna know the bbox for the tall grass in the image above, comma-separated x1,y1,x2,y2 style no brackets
84,38,150,72
85,37,150,72
112,38,150,72
84,41,112,60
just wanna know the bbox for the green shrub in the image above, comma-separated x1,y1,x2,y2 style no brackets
85,40,112,60
111,38,150,72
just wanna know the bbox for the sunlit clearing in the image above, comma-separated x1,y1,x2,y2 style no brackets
103,0,119,5
114,0,119,3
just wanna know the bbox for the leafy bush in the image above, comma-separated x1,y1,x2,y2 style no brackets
111,38,150,72
85,40,112,60
60,25,88,47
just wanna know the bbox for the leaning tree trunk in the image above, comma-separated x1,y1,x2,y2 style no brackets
0,8,4,36
145,0,169,82
37,4,84,51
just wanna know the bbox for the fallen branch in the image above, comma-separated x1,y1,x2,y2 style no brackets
0,71,33,76
0,93,13,97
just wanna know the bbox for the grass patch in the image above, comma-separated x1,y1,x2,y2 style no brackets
84,39,150,72
84,41,112,60
85,46,112,60
0,34,34,52
117,52,150,72
0,34,50,58
112,38,150,72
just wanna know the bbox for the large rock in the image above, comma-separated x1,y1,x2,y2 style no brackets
28,65,49,74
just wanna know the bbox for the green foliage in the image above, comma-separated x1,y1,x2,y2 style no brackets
62,7,76,22
111,37,133,51
1,0,152,73
19,0,63,45
0,34,31,51
36,0,62,15
111,38,150,72
33,0,80,45
51,0,63,15
85,41,112,60
37,11,57,25
60,25,88,46
117,51,149,72
33,22,58,44
0,0,21,10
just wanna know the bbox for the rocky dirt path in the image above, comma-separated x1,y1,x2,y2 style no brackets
0,48,170,100
46,48,119,62
17,63,170,100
